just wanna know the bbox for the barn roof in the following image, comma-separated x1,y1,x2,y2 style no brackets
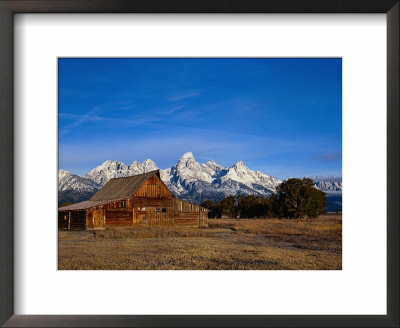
89,170,161,201
58,199,120,211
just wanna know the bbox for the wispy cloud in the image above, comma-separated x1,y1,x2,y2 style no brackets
117,101,136,111
164,104,186,115
168,90,200,101
59,106,102,137
313,151,342,162
59,107,161,137
58,58,342,177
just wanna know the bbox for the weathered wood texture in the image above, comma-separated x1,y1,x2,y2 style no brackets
173,199,209,227
128,174,176,226
59,171,209,229
200,210,208,227
135,206,174,226
133,197,173,207
133,174,173,198
87,209,106,229
105,209,132,225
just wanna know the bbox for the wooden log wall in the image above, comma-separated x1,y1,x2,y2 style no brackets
134,174,173,198
58,171,209,229
173,199,199,226
173,199,200,212
105,208,132,226
133,197,174,208
130,174,176,226
103,199,133,210
137,206,174,226
199,210,208,227
86,209,105,230
172,199,209,227
84,199,133,229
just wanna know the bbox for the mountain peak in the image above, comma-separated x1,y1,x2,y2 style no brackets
142,159,158,170
179,152,195,161
233,161,247,168
129,160,140,166
101,159,124,166
61,154,341,208
203,159,222,168
59,169,70,174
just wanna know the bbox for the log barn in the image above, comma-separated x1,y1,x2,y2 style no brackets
58,170,208,230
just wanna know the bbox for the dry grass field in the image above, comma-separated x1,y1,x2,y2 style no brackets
58,214,342,270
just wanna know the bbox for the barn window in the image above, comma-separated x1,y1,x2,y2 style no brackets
156,208,161,213
162,208,167,213
121,201,126,208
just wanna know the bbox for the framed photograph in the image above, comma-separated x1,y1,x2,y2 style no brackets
56,57,342,271
0,0,398,327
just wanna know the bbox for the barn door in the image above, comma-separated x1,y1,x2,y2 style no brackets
138,209,148,225
92,209,105,229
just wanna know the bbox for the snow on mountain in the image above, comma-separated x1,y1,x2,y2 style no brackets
161,152,215,198
310,175,342,183
310,175,343,192
84,160,129,185
158,153,283,204
58,153,284,204
59,153,342,205
142,159,158,172
58,169,70,182
58,169,100,192
219,161,281,193
170,152,213,183
58,170,101,205
315,181,342,192
85,159,158,186
201,160,224,177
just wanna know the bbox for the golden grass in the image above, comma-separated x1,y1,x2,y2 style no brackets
93,225,209,239
209,215,342,252
58,215,341,270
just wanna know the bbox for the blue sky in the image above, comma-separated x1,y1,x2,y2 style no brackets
58,58,342,179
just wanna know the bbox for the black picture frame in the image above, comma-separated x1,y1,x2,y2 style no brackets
0,1,398,327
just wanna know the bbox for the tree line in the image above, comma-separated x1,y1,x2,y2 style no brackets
200,178,327,219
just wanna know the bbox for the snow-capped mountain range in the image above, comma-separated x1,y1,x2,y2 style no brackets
160,153,282,204
58,152,342,205
85,159,158,185
309,175,343,192
58,170,102,205
59,169,100,192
